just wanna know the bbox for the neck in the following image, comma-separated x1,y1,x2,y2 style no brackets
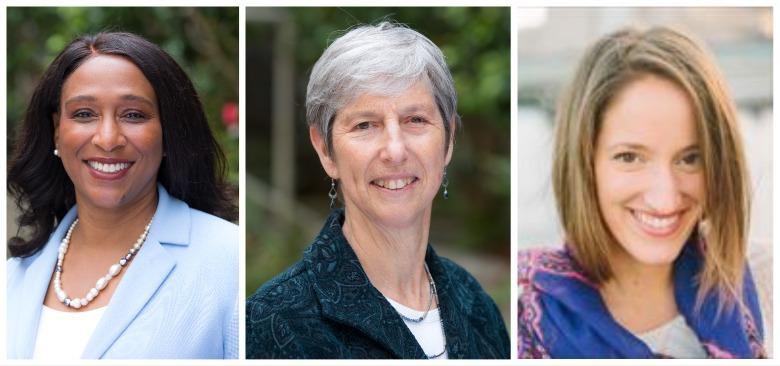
341,205,431,310
73,188,158,251
599,248,678,333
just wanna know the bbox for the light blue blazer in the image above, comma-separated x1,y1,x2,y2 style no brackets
7,185,238,359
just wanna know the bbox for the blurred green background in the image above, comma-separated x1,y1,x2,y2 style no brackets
246,7,511,326
6,7,239,185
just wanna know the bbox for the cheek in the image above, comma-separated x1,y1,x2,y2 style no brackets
331,141,370,183
414,133,447,168
681,173,706,203
595,161,620,206
132,123,164,158
57,123,88,148
595,163,641,217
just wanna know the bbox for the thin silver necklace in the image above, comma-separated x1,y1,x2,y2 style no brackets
393,263,447,359
395,263,435,323
426,293,447,359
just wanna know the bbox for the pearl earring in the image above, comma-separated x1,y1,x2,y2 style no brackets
53,149,59,157
441,170,449,199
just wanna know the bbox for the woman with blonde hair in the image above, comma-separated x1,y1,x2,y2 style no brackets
518,27,765,358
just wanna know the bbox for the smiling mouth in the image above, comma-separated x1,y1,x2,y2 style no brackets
86,160,133,174
631,209,684,236
634,211,679,229
371,177,418,190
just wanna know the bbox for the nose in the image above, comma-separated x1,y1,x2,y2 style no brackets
643,164,683,214
91,116,127,152
378,120,408,164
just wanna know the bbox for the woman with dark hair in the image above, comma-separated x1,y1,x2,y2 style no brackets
7,32,238,359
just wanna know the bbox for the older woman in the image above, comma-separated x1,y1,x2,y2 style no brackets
246,22,509,359
7,32,238,359
518,27,765,358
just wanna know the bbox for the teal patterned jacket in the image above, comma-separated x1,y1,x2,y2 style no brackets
246,209,510,359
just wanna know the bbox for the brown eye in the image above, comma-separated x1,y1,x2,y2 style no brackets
72,110,96,120
410,116,426,124
614,152,639,164
122,111,148,122
680,152,700,165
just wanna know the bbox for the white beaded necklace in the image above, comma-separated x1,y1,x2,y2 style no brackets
53,217,153,309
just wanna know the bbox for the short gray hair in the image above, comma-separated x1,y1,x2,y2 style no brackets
306,22,460,154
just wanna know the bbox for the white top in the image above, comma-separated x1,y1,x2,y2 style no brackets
637,315,707,358
385,296,449,359
32,305,107,360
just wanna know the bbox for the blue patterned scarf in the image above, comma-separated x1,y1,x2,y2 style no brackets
518,242,766,358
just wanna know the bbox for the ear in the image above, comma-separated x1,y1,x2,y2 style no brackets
444,117,455,166
309,126,339,179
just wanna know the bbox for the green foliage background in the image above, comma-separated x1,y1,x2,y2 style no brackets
6,7,239,183
246,7,510,323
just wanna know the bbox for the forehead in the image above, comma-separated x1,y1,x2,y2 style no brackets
336,81,438,121
598,75,697,149
61,54,156,102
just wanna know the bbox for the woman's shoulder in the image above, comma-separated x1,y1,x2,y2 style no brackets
434,254,503,315
246,260,335,358
6,256,31,285
517,246,579,282
171,207,238,265
247,260,312,312
188,208,239,240
157,184,238,241
435,255,489,294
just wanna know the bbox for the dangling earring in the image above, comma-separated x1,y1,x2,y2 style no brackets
329,178,338,208
441,170,449,199
53,149,59,157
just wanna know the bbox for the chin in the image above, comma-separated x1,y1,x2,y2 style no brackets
623,238,689,266
78,185,132,209
88,196,127,210
360,203,429,229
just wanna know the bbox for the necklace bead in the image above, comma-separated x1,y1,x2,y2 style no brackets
53,217,153,309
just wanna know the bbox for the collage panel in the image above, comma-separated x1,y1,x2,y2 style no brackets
245,6,511,359
516,7,772,359
6,7,239,359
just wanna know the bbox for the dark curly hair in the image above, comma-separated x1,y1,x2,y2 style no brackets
8,31,237,257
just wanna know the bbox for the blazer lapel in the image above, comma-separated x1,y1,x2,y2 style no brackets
81,185,188,358
80,238,175,358
9,208,78,358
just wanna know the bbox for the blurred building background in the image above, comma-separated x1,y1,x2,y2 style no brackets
516,7,772,355
6,7,239,231
246,7,511,325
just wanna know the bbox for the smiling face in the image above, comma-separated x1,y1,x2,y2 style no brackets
55,54,163,211
594,75,705,267
311,81,453,229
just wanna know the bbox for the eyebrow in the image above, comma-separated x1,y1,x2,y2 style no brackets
339,110,382,122
399,103,436,116
606,143,699,153
120,94,156,107
339,103,437,121
63,94,155,108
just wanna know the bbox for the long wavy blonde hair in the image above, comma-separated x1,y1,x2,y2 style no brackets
553,26,750,308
